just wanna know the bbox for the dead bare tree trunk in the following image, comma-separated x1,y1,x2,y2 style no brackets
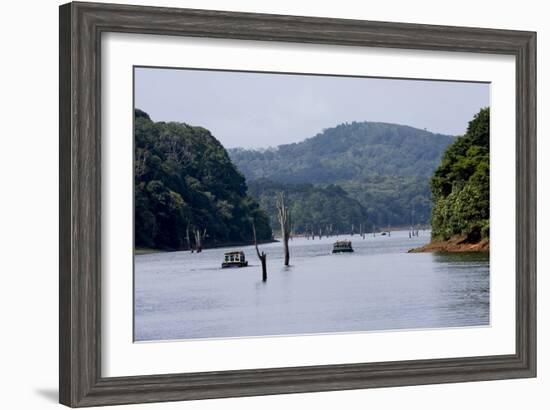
194,229,201,253
185,225,191,251
193,228,207,253
135,149,147,178
276,192,291,266
252,221,267,281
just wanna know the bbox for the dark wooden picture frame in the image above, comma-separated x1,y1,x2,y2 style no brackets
59,1,536,407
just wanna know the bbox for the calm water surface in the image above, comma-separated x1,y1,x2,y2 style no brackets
135,230,489,341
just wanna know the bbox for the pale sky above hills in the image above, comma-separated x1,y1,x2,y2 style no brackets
135,66,489,149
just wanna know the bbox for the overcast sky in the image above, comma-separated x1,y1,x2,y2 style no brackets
134,67,490,149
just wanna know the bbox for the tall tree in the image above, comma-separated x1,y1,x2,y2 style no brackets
276,192,292,266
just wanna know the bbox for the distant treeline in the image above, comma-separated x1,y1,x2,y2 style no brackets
134,109,271,251
248,179,368,235
230,121,455,229
430,108,490,242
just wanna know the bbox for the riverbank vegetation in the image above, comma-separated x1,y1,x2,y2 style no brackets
416,108,490,252
134,109,272,251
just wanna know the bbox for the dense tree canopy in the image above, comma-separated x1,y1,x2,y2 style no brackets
230,121,454,228
134,109,271,250
430,108,490,241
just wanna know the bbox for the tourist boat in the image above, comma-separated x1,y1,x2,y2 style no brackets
332,240,354,253
221,251,249,268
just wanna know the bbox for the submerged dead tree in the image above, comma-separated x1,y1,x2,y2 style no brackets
252,221,267,281
193,228,207,253
185,225,192,251
276,192,292,266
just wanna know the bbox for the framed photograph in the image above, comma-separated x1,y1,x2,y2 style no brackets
59,2,536,407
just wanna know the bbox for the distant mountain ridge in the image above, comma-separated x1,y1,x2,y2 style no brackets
229,121,455,228
229,121,454,184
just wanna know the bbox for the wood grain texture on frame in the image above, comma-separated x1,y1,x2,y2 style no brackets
59,1,536,407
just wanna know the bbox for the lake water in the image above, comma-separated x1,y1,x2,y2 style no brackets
134,230,489,341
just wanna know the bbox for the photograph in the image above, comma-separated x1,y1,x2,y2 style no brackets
44,0,538,406
133,67,491,342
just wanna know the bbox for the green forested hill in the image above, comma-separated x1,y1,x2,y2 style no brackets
229,122,455,228
230,122,454,183
134,109,271,250
430,108,490,242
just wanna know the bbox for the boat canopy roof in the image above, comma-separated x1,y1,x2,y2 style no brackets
224,251,245,256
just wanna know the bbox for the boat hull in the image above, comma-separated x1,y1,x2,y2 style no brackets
221,261,249,268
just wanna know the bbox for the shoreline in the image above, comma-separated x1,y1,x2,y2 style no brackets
408,235,489,253
135,238,278,255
